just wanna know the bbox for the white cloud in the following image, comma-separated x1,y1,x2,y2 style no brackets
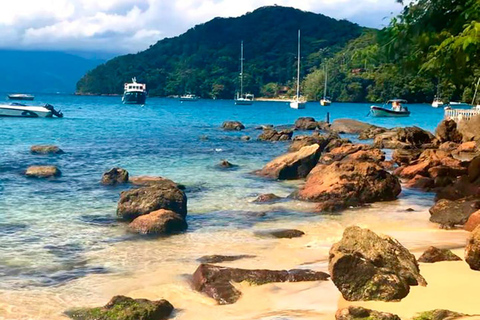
0,0,403,53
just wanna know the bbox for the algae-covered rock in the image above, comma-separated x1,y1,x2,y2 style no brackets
336,306,400,320
411,309,467,320
65,295,174,320
418,246,462,263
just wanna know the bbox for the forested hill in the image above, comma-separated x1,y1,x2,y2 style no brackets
76,6,364,98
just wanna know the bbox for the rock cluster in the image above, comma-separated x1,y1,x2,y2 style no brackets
222,121,245,131
258,128,293,141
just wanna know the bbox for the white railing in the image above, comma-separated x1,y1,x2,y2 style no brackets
445,109,480,122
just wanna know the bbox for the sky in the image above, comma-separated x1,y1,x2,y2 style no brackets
0,0,404,54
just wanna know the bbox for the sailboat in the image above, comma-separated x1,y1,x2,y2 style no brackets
290,30,306,109
234,41,254,105
473,77,480,110
320,63,332,106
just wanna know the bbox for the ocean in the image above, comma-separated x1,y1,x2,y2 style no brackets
0,95,449,319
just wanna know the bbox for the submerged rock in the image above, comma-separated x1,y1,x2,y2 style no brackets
254,229,305,239
197,255,255,264
117,181,187,221
217,160,236,169
65,295,174,320
253,193,282,203
128,209,187,236
411,310,468,320
336,306,400,320
429,198,480,228
256,144,322,180
222,121,245,131
25,165,61,178
128,176,184,189
328,226,426,301
258,128,293,141
30,145,64,155
192,264,329,304
466,226,480,270
417,246,462,263
101,167,129,185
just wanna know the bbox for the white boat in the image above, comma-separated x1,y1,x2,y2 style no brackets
370,99,410,117
432,97,444,108
320,63,331,106
234,41,254,106
449,101,471,107
8,94,34,101
290,30,306,110
180,94,199,102
122,78,147,104
0,102,63,118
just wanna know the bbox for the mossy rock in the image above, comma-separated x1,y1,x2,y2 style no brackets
412,309,467,320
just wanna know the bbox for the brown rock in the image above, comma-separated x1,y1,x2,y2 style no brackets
128,176,183,188
218,160,235,168
101,167,129,185
405,175,434,190
294,117,318,130
457,114,480,142
465,210,480,232
319,144,384,165
412,310,468,320
254,229,305,239
358,127,388,140
30,145,64,155
435,119,463,143
457,141,477,152
336,306,400,320
330,119,376,134
192,264,329,304
392,149,422,165
258,128,293,141
375,127,435,149
128,209,187,235
197,255,255,264
394,160,432,179
25,165,61,178
253,193,282,203
417,246,462,263
466,226,480,270
439,142,459,151
222,121,245,131
428,166,467,180
429,198,480,228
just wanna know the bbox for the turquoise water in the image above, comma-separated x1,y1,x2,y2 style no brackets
0,95,444,291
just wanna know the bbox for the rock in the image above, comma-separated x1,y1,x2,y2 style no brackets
128,209,187,235
255,124,273,130
258,128,293,141
256,144,322,180
253,193,282,203
358,126,388,140
30,145,64,155
325,138,352,152
319,144,385,165
197,255,255,264
336,306,401,320
411,310,468,320
128,176,184,189
222,121,245,131
241,135,251,141
468,156,480,182
288,132,337,152
429,198,480,228
435,119,463,143
435,176,480,201
117,181,187,221
417,246,462,263
374,127,435,149
101,167,129,185
191,264,329,304
405,175,434,190
428,166,467,180
317,121,331,131
439,142,459,151
25,165,61,178
457,141,477,152
294,117,318,130
330,119,376,134
392,149,422,165
218,160,235,168
465,210,480,232
65,295,174,320
457,114,480,142
296,161,401,212
406,208,415,212
394,160,432,179
466,226,480,270
254,229,305,239
328,226,426,301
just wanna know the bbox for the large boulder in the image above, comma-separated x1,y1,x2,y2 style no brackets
330,119,376,134
192,264,329,304
258,128,293,141
429,198,480,228
222,121,245,131
65,295,174,320
465,226,480,270
465,210,480,232
328,226,426,301
319,144,384,165
296,161,401,212
417,246,462,263
458,114,480,142
117,181,187,221
128,209,187,235
405,175,434,191
392,149,422,165
25,165,61,178
101,167,129,185
435,119,463,143
30,145,64,155
294,117,318,130
288,132,339,152
256,144,322,180
375,127,435,149
336,307,400,320
358,126,388,140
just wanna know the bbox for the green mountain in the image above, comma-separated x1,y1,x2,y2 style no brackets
76,6,364,98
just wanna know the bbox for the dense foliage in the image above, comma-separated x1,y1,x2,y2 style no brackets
76,6,363,98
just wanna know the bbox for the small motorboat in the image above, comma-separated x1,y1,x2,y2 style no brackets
432,97,444,108
370,99,410,117
180,94,199,102
320,97,332,106
0,103,63,118
8,94,34,101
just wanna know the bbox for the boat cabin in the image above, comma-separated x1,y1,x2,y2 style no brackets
388,99,408,112
124,82,146,92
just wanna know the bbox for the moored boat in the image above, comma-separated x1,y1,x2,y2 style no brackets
180,94,199,102
320,63,331,106
234,41,254,106
8,94,34,101
0,103,63,118
122,78,147,104
290,30,306,110
432,97,444,108
370,99,410,117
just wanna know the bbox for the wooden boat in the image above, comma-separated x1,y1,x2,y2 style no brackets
370,99,410,117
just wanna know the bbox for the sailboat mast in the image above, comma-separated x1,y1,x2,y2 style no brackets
324,63,328,98
296,30,301,100
240,41,244,97
472,77,480,105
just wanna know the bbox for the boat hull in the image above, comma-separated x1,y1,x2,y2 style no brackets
370,106,410,117
290,101,306,109
180,97,199,102
8,94,34,101
122,91,147,104
234,99,253,105
0,105,53,118
320,99,331,106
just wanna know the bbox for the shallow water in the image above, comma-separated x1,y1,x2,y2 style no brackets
0,95,448,319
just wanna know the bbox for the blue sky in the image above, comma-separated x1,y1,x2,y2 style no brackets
0,0,404,54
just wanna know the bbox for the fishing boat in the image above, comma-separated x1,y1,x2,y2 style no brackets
290,30,306,110
0,102,63,118
432,97,445,108
320,64,331,106
180,94,199,102
122,78,147,104
234,41,254,106
8,94,34,101
370,99,410,117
